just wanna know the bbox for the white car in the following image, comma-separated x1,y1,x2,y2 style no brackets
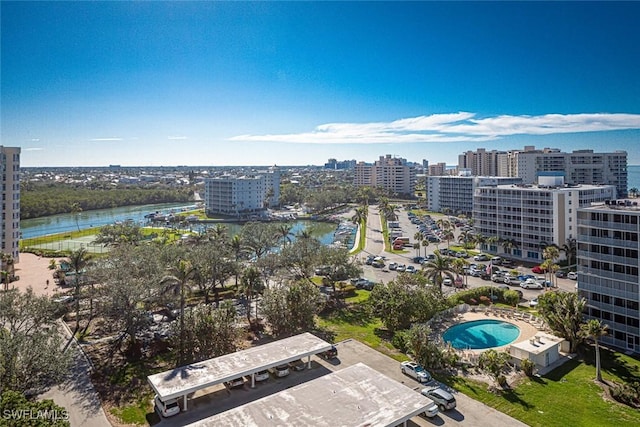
567,271,578,280
442,278,453,287
421,402,440,419
396,264,407,272
529,297,539,308
388,262,398,270
225,377,245,389
520,278,543,289
154,395,180,418
254,370,270,382
421,387,457,411
401,361,432,383
474,254,489,261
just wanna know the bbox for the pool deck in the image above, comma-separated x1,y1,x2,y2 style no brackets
457,310,539,354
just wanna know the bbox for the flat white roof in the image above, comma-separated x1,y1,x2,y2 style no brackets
511,332,563,355
186,363,434,427
148,332,332,400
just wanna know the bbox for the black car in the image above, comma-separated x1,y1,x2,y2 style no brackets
412,256,425,264
555,270,567,278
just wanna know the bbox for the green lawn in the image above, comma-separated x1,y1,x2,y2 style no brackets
441,347,640,427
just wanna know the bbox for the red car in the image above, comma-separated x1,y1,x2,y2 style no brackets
532,265,547,274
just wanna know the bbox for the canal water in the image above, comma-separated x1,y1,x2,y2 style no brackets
20,204,356,248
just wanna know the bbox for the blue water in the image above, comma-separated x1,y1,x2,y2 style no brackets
628,165,640,191
443,319,520,350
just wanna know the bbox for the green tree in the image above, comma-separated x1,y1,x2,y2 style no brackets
422,251,455,290
160,259,196,365
66,248,92,334
581,319,609,382
407,324,459,370
71,202,82,232
478,349,511,387
561,238,577,269
261,280,323,337
179,301,239,363
0,289,71,395
538,291,586,352
241,266,264,323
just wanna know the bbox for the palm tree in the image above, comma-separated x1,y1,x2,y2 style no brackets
473,233,487,251
413,242,421,256
422,251,455,290
457,230,473,249
442,229,455,249
71,202,82,232
629,187,639,198
67,248,92,334
160,259,196,365
543,245,561,286
0,253,14,291
229,234,245,290
436,218,451,231
275,223,293,248
581,319,609,382
351,206,367,226
562,238,577,269
421,239,430,257
209,223,228,243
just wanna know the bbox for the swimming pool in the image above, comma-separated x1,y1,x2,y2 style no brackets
443,319,520,350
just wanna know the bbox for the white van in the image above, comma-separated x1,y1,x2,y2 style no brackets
154,395,180,418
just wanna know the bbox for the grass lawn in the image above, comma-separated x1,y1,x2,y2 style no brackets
441,347,640,427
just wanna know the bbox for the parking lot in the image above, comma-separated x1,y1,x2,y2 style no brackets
359,206,578,304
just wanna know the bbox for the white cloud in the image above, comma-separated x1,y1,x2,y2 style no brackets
168,136,188,140
229,112,640,144
89,137,123,142
23,147,44,151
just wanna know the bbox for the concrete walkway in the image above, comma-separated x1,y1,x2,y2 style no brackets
40,322,112,427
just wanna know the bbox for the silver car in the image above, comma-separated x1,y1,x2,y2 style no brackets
421,387,457,411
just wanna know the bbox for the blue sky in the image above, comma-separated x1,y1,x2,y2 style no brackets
2,1,639,167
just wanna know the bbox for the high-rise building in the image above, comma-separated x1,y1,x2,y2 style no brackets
324,159,356,170
506,147,628,197
458,148,507,176
427,162,447,176
204,166,280,217
427,175,522,216
1,146,20,263
473,175,615,262
354,155,416,195
577,200,640,353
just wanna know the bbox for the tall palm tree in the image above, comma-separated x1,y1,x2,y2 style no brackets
473,233,487,251
581,319,609,382
436,218,451,231
276,223,293,248
413,242,421,256
71,202,83,232
442,229,455,249
562,238,577,269
229,234,245,290
543,245,561,286
421,239,430,257
160,259,196,365
457,230,473,249
351,206,367,226
501,238,518,256
67,248,92,334
629,187,639,198
209,223,229,243
422,251,455,290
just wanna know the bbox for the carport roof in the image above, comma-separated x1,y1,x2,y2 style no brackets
185,363,433,427
147,332,332,400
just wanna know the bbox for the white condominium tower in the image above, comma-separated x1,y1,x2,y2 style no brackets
1,146,20,262
473,175,615,262
577,200,640,353
204,166,280,217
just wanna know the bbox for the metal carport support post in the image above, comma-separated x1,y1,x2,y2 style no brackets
306,355,312,369
183,394,188,411
251,372,256,388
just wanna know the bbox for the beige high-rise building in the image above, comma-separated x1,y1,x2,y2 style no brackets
354,155,416,195
1,146,20,263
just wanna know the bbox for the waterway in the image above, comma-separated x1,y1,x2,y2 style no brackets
20,203,356,248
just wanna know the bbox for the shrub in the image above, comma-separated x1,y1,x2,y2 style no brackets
479,295,491,305
521,358,535,376
610,381,640,407
497,374,508,388
391,330,411,353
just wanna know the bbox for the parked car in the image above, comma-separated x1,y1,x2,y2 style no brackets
520,278,543,289
555,270,567,278
412,256,425,264
289,359,306,371
491,256,502,265
491,272,505,282
154,395,180,418
254,370,270,382
442,278,453,287
320,346,338,360
269,364,290,378
406,265,417,274
400,361,432,383
529,297,539,307
501,259,514,267
388,262,398,270
396,264,407,272
225,377,245,389
532,265,547,274
474,254,490,261
421,387,457,411
421,402,440,419
567,271,578,280
504,276,521,286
